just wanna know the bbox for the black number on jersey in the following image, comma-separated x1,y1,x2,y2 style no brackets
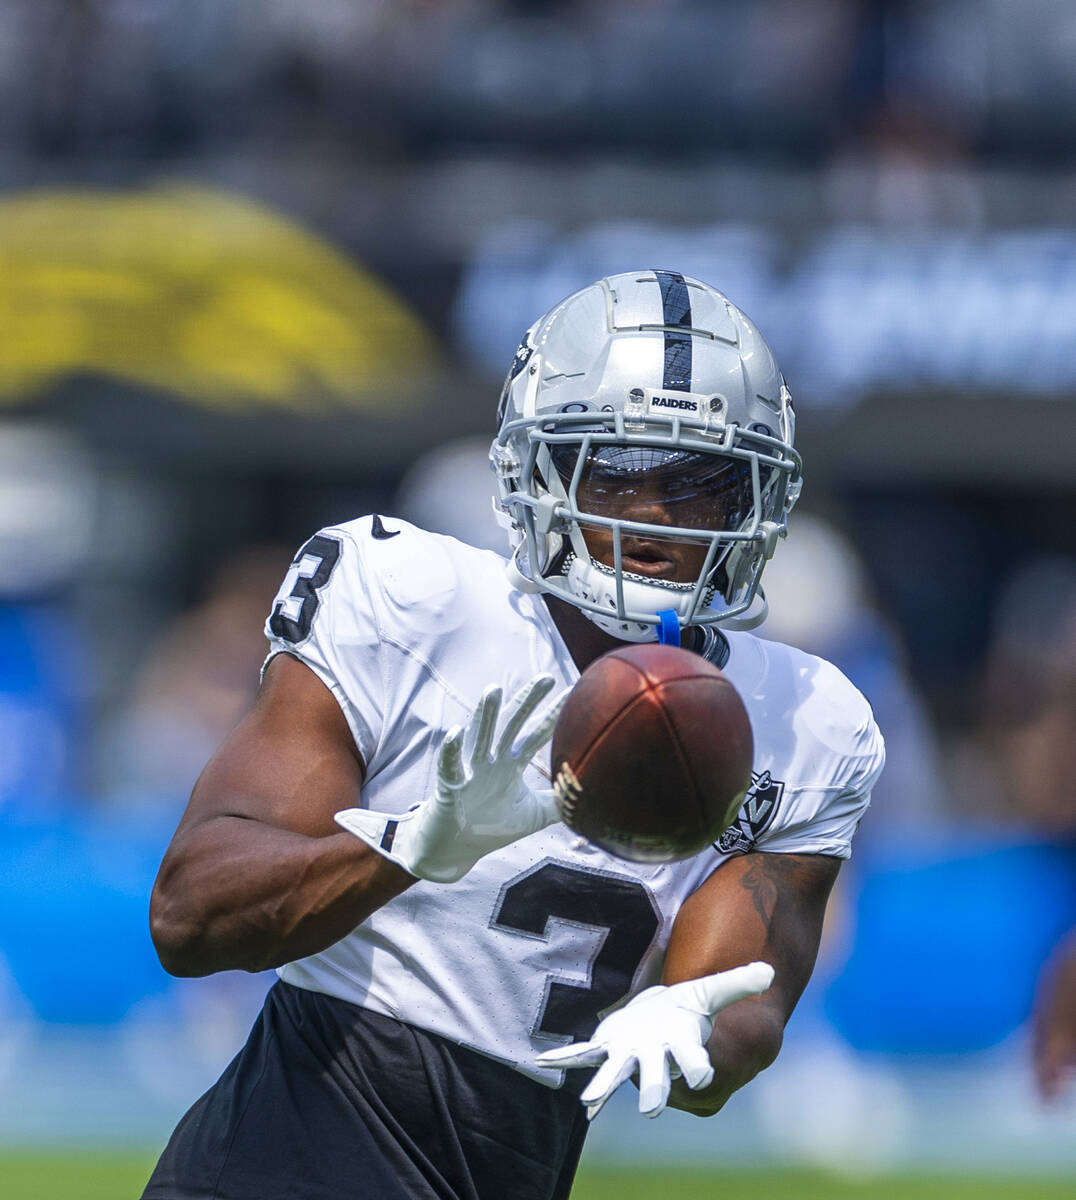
492,861,661,1043
269,534,342,643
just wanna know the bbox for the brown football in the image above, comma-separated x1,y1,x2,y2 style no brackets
551,643,753,862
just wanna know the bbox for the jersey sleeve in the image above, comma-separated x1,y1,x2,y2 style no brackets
263,527,383,764
755,704,885,860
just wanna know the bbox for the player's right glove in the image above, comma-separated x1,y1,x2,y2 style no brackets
335,673,566,883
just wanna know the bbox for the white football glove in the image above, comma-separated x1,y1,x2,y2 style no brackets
535,961,775,1120
335,673,567,883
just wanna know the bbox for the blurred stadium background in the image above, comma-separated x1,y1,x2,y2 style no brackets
1,0,1075,1193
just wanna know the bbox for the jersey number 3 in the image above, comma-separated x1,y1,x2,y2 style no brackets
269,535,341,643
492,862,661,1043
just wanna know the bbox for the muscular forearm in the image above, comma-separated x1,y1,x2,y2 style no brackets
150,817,415,976
666,1001,784,1117
660,853,839,1116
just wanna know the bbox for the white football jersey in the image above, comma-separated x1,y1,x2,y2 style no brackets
264,516,884,1084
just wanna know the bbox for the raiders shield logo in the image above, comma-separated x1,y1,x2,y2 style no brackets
715,770,785,854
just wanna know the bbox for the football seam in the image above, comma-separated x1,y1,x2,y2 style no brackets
613,655,725,692
573,688,654,776
571,661,729,779
650,689,708,836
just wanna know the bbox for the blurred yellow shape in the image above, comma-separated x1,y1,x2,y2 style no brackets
0,185,439,411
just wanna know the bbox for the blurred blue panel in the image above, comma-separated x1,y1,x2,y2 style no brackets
4,818,1075,1046
825,839,1076,1054
0,815,175,1024
455,225,1076,405
0,604,86,813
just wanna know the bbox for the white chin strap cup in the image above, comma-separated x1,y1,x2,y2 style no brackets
506,542,768,638
566,555,695,643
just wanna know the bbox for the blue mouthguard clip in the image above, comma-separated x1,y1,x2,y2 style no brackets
656,609,680,646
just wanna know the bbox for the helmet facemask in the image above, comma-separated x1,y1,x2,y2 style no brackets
497,408,798,641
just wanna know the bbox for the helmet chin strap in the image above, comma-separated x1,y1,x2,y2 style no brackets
718,589,768,631
505,545,543,594
504,530,566,595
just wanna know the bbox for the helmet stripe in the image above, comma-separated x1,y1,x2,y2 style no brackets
653,269,692,392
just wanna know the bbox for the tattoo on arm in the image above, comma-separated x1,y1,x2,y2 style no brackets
737,852,822,944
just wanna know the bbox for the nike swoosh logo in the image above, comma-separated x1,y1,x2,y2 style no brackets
371,514,400,540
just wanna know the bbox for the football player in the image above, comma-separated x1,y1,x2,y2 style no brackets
142,272,884,1200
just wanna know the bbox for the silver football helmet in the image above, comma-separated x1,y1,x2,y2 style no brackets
490,271,801,642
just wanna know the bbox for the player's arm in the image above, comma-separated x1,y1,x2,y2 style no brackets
538,849,838,1119
660,849,840,1115
149,652,415,978
1033,926,1076,1100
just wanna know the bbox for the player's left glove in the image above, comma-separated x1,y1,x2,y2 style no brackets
335,673,567,883
535,961,775,1120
